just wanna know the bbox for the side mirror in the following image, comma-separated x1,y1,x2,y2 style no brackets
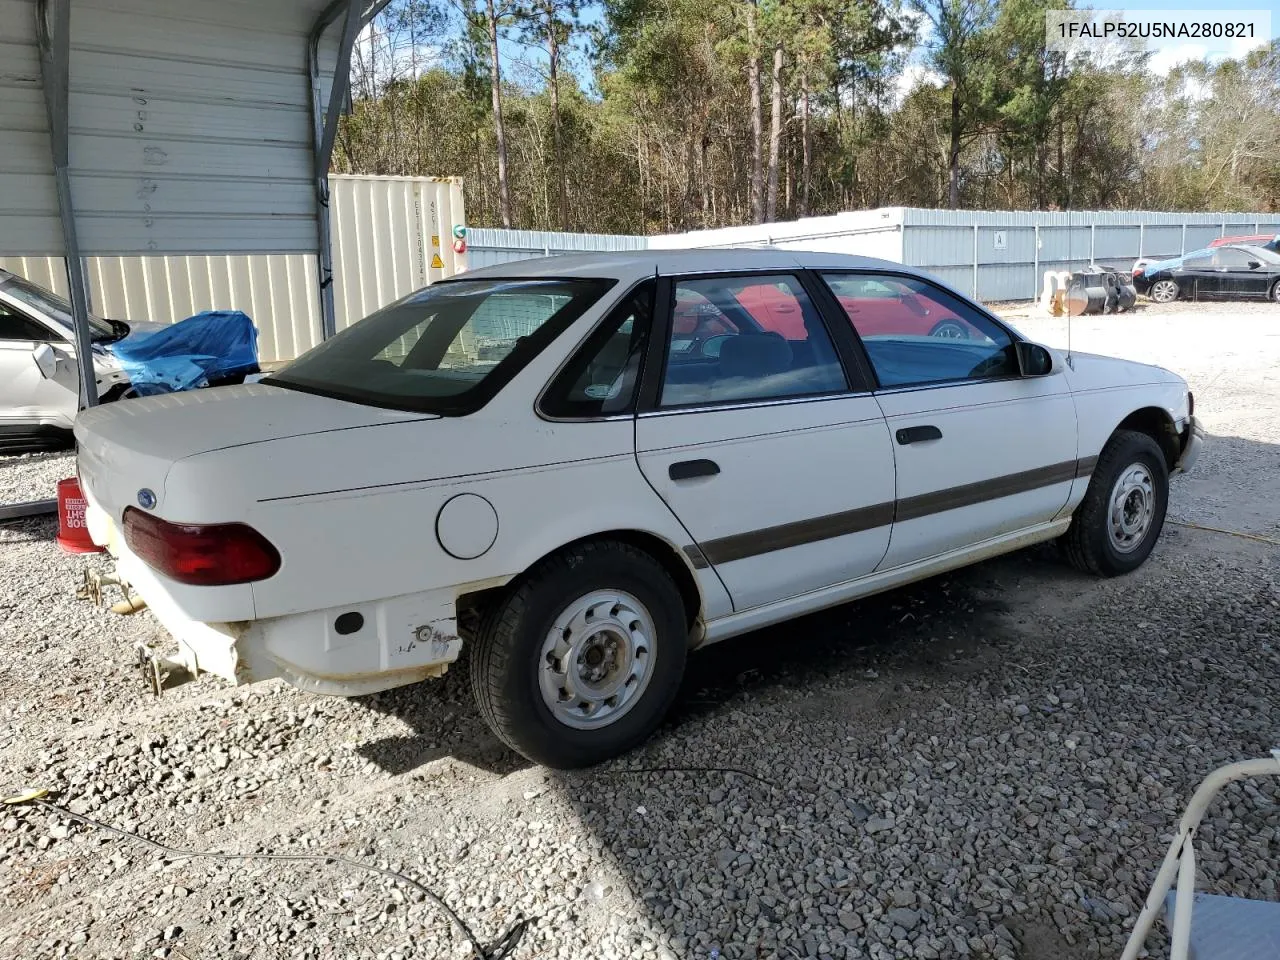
31,343,57,379
1248,260,1261,269
1014,341,1058,377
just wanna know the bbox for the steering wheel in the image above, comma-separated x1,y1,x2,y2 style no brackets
967,352,1009,379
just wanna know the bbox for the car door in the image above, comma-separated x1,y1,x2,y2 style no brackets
634,270,896,612
1210,247,1272,298
0,301,78,433
816,271,1079,570
1172,253,1218,299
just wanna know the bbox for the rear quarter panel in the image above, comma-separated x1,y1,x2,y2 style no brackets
170,413,731,623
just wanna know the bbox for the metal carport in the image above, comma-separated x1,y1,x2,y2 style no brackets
0,0,388,517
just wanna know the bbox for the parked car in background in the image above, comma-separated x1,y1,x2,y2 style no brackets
0,269,261,450
75,250,1200,768
1133,244,1280,304
1208,233,1280,253
0,268,135,448
673,274,987,345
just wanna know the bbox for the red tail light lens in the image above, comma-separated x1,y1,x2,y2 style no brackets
123,508,281,586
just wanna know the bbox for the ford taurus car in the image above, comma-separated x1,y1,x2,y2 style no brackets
74,250,1202,768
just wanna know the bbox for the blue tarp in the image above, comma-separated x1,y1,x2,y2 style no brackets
108,310,259,396
1140,249,1209,278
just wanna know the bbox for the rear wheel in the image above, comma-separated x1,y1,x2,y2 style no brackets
469,540,688,768
1061,430,1169,577
1149,279,1179,303
929,319,969,339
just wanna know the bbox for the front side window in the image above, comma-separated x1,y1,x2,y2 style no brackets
265,277,614,414
821,272,1016,388
0,303,57,342
1212,248,1255,268
0,274,115,340
660,274,847,407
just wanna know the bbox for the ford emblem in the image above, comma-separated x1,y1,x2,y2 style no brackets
137,488,157,509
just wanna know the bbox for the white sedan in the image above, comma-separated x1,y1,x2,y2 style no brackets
75,250,1202,768
0,268,133,446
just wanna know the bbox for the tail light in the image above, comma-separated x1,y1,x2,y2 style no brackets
123,508,281,586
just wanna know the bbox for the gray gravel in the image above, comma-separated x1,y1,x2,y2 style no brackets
0,450,74,505
2,306,1278,960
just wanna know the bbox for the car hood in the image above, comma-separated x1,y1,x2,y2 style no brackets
1064,350,1185,390
75,384,433,517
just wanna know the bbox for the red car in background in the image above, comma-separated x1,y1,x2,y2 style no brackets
672,274,984,342
1209,234,1279,253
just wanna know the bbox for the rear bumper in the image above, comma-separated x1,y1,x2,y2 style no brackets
82,499,463,697
1175,416,1203,475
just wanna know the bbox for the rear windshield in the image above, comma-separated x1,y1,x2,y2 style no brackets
264,277,615,414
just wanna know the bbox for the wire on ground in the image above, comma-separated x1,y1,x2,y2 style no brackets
4,792,527,960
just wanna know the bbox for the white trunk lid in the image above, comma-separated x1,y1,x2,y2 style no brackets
75,384,431,520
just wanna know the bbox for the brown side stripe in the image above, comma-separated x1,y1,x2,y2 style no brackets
695,502,897,567
894,460,1078,523
683,457,1092,568
683,544,711,569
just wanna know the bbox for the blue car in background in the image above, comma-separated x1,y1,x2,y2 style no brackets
1133,244,1280,304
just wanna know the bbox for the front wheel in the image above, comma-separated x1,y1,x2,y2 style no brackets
1149,279,1179,303
1269,280,1280,304
469,540,688,768
1060,430,1169,577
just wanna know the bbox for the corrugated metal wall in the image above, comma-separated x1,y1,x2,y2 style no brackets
0,0,342,257
466,228,647,268
6,200,1276,363
899,209,1280,300
0,176,465,361
651,210,905,260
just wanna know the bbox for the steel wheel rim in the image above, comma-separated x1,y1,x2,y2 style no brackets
931,321,968,339
538,589,656,730
1151,280,1177,303
1108,462,1156,554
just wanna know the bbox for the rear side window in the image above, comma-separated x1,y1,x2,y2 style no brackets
265,277,614,415
660,274,847,407
542,281,654,418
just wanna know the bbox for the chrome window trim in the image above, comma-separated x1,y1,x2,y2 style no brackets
637,390,874,418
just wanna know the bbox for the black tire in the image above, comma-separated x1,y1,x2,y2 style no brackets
1269,279,1280,304
1060,430,1169,577
469,540,689,768
1149,279,1179,304
929,319,969,339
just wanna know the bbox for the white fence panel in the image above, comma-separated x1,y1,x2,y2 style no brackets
0,175,465,362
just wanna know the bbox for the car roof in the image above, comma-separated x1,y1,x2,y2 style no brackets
452,248,915,281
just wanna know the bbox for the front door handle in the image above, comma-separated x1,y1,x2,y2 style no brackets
896,425,942,445
669,459,720,481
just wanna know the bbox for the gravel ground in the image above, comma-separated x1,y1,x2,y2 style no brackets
1,304,1278,960
0,450,74,506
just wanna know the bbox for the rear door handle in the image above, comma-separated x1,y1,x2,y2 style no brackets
896,425,942,445
669,459,720,481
